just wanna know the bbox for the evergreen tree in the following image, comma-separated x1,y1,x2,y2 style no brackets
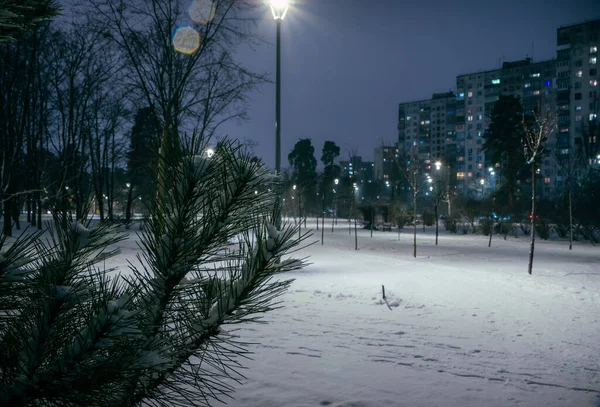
288,139,318,190
0,0,60,42
483,95,527,216
0,132,307,406
125,106,161,223
288,139,318,212
321,140,341,188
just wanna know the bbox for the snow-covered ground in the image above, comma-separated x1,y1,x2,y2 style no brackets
108,220,600,405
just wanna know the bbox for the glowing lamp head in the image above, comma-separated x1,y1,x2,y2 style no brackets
480,179,485,185
206,148,215,158
269,0,289,20
435,161,441,170
334,178,339,185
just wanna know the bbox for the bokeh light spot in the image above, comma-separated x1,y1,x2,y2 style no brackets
189,0,216,24
172,26,200,55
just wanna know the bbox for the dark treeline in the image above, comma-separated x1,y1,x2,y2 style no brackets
0,0,266,236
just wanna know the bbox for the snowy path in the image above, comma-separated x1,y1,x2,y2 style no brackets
209,223,600,407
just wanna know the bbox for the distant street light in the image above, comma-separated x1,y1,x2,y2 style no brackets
332,178,339,228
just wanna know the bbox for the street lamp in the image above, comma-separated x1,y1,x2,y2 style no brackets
435,160,451,216
268,0,289,175
332,178,339,229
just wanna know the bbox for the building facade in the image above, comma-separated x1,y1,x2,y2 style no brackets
455,58,557,197
556,19,600,168
393,18,599,202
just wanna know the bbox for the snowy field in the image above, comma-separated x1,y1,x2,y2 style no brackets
29,218,600,406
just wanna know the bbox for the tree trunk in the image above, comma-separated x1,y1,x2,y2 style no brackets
527,164,536,275
13,200,20,230
2,197,12,237
568,178,573,251
36,191,41,230
125,187,133,228
413,191,417,258
331,197,334,234
488,195,495,248
298,194,301,239
321,195,325,245
370,207,373,238
434,203,439,246
354,217,358,251
27,197,31,224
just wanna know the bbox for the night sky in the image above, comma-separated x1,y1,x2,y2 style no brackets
219,0,598,168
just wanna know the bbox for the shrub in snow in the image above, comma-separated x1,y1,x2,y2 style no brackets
0,136,308,407
442,215,457,234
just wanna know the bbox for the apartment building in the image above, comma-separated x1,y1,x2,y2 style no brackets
393,18,599,202
339,156,374,182
556,19,600,168
397,98,431,160
455,58,556,196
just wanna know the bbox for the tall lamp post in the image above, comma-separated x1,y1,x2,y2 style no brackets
435,161,452,216
331,178,338,232
269,0,289,175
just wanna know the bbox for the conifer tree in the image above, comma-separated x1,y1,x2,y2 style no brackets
0,132,307,406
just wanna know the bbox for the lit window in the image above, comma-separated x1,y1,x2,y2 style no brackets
532,73,540,78
467,115,473,121
478,163,483,169
477,114,483,120
468,91,473,97
544,177,551,184
591,57,597,64
576,105,582,110
457,172,465,179
591,114,598,120
467,172,473,177
591,46,598,53
492,79,500,85
545,80,552,86
591,80,598,86
575,115,582,122
524,83,531,88
406,116,411,120
576,70,583,77
533,90,540,95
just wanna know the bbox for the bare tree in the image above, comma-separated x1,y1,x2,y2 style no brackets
43,24,120,221
395,143,423,258
554,146,584,250
522,109,557,275
87,84,128,222
90,0,268,235
430,163,450,245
